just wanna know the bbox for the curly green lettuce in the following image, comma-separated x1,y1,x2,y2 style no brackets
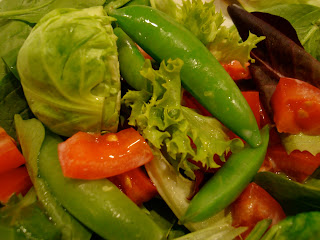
122,59,243,179
150,0,265,65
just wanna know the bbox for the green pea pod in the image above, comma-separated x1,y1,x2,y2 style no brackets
109,6,261,147
124,0,150,6
114,27,151,91
181,125,269,223
26,119,164,240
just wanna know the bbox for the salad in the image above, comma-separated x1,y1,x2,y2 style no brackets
1,0,320,239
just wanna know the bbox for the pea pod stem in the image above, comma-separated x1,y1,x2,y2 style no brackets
180,125,270,223
109,5,262,147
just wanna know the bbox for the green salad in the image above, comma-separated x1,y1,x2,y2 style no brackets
1,0,320,239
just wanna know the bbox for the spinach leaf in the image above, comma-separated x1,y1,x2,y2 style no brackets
0,0,106,23
0,73,32,139
262,4,320,62
261,211,320,240
254,171,320,216
0,20,32,79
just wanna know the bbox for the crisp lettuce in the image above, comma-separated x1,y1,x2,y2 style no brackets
150,0,264,65
281,133,320,156
122,59,243,179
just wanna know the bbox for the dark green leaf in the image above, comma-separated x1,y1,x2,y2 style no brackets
254,172,320,216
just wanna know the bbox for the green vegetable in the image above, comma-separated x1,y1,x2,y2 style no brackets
123,58,243,179
181,125,269,223
261,211,320,240
254,171,320,215
125,0,150,6
237,0,320,12
0,0,106,23
17,7,121,137
15,116,165,240
150,0,264,65
110,5,262,147
261,4,320,62
114,27,151,91
246,219,272,240
0,188,62,240
281,132,320,156
15,114,92,240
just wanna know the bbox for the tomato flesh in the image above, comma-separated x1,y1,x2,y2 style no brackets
0,166,33,204
271,77,320,135
109,167,158,205
0,127,26,174
221,60,251,81
58,128,154,180
231,182,286,239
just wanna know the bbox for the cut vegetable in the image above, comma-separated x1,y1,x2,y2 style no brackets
58,128,154,179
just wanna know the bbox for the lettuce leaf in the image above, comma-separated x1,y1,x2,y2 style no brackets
281,133,320,156
150,0,264,65
122,59,243,179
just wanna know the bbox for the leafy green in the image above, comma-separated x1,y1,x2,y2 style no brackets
254,171,320,215
237,0,320,12
261,211,320,240
245,219,272,240
0,188,62,240
0,0,106,23
150,0,264,65
281,133,320,156
123,59,243,179
0,73,33,140
261,4,320,62
17,6,121,137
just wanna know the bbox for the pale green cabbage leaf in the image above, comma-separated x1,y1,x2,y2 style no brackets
17,6,121,137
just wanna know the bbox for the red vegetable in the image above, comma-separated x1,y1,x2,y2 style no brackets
0,127,26,174
271,77,320,135
221,60,251,81
58,128,154,180
264,144,320,182
231,182,286,239
0,166,33,204
109,167,158,206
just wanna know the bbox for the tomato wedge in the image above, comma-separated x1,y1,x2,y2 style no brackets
58,128,154,180
221,60,251,81
109,167,158,206
231,182,286,239
0,166,33,204
271,77,320,135
0,127,26,174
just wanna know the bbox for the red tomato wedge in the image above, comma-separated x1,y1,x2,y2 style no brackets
221,60,251,81
0,127,26,174
231,182,286,239
58,128,154,180
109,167,158,206
271,77,320,135
264,144,320,182
0,166,33,204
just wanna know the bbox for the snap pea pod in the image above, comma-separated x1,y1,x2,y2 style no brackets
36,124,165,240
114,27,151,91
181,125,269,223
109,6,261,147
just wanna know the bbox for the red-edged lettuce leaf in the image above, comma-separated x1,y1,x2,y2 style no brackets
227,4,320,119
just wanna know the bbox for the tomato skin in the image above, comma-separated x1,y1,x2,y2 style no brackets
271,77,320,135
58,128,154,180
264,144,320,182
0,127,26,174
221,60,251,81
109,167,158,206
231,182,286,239
0,166,33,204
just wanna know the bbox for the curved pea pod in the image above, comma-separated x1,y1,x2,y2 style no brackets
114,27,151,91
109,6,261,147
181,125,270,223
15,116,165,240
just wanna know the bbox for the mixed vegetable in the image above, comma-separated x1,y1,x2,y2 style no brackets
1,0,320,239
